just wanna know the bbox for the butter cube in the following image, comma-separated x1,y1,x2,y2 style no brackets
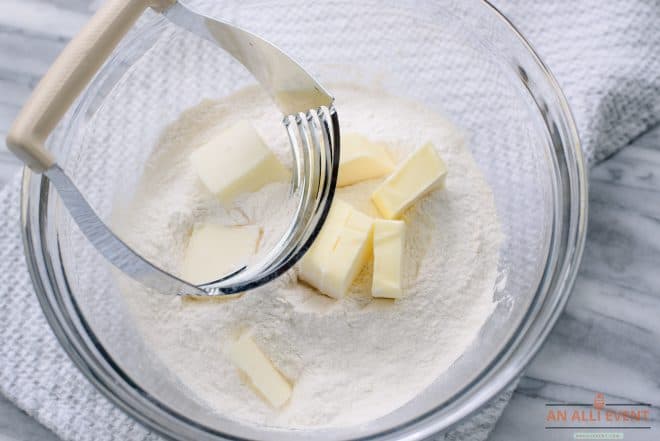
183,224,261,284
320,209,374,297
298,200,352,289
372,143,447,219
299,199,373,299
372,220,405,298
190,120,289,204
337,133,394,187
226,334,292,408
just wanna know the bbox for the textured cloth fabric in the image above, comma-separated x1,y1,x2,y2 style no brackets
1,1,660,441
493,0,660,165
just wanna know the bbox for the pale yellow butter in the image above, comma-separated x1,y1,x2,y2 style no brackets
226,333,292,408
183,224,261,284
337,133,394,187
299,199,373,299
372,143,447,219
190,120,289,204
372,220,406,299
298,200,352,290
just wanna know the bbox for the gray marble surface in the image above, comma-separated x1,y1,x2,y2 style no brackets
0,1,658,440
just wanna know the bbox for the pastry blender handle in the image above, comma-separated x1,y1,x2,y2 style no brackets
5,0,173,172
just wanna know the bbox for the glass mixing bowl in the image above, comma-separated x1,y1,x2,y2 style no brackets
19,0,587,439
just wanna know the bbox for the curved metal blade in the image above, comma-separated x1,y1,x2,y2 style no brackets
45,165,205,296
163,1,333,115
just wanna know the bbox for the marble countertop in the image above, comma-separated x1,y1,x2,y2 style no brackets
0,1,658,440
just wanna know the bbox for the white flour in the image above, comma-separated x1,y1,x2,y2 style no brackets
114,84,502,428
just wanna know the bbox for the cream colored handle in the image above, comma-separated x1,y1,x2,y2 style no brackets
6,0,172,172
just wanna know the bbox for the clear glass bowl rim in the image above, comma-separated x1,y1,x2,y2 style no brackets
18,1,588,440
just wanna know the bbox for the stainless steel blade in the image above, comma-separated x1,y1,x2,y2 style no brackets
45,165,206,296
163,1,333,115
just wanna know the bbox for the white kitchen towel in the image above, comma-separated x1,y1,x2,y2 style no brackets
1,1,660,441
494,0,660,165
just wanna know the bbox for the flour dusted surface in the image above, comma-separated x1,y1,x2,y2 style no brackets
115,84,502,428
